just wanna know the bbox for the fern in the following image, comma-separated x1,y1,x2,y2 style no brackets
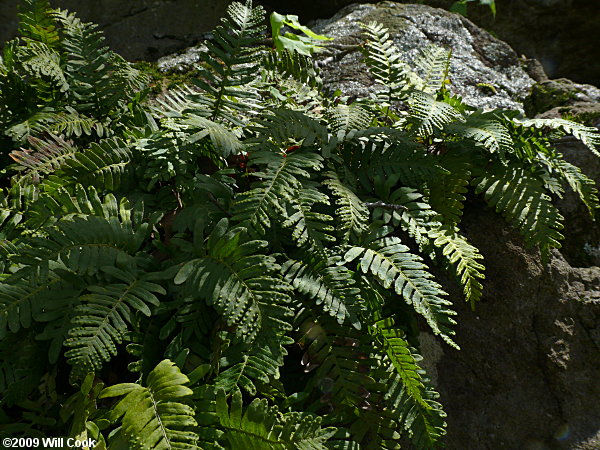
174,218,293,343
100,359,199,449
191,0,266,125
64,268,164,376
282,256,365,328
344,234,458,347
474,162,565,255
213,388,335,448
1,3,599,448
414,44,451,94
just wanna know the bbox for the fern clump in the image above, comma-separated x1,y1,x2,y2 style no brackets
0,1,598,448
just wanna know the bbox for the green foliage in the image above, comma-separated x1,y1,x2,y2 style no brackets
0,1,598,448
450,0,496,17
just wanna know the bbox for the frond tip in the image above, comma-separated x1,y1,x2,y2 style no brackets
100,359,199,449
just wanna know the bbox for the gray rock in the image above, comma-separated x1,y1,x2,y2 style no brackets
310,2,534,112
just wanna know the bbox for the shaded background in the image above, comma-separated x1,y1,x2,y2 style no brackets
1,0,599,85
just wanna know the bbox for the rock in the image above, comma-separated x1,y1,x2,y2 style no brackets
310,2,534,112
0,0,229,61
427,206,600,449
525,78,600,117
433,0,600,87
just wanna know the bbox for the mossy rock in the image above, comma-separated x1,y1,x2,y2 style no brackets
524,79,581,117
133,61,200,96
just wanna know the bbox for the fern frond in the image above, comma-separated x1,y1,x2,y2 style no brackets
474,162,564,255
514,117,600,157
180,115,243,158
214,343,286,395
445,111,512,156
100,359,199,449
430,228,485,305
344,236,457,347
214,389,335,448
192,1,266,125
343,138,443,190
546,157,600,216
232,149,323,234
370,181,439,249
55,137,133,191
298,319,379,410
0,273,63,338
34,107,106,138
251,109,331,155
414,44,451,94
64,268,164,375
282,256,365,329
323,171,369,244
174,218,293,343
17,0,60,47
11,205,148,284
373,317,446,449
361,22,412,103
426,149,473,225
408,91,463,137
262,49,322,89
10,134,78,183
326,103,372,140
282,183,335,252
19,41,68,91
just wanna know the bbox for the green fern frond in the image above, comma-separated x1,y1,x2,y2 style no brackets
430,228,485,305
174,218,293,343
54,137,133,191
19,41,68,91
192,1,266,125
343,139,443,189
17,0,60,47
344,236,458,347
372,317,446,449
282,256,365,329
298,319,379,410
327,103,373,140
445,111,512,156
546,157,600,216
323,171,369,244
251,109,331,155
34,107,106,138
514,117,600,157
11,206,148,284
214,389,335,448
64,268,164,375
55,10,145,115
474,162,565,255
361,22,412,103
214,343,286,395
100,359,199,449
262,49,322,89
408,91,463,137
283,183,335,252
232,149,323,234
0,273,62,338
370,181,439,249
426,149,473,225
414,44,451,94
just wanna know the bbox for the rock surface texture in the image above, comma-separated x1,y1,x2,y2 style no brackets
310,2,534,112
308,3,600,449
